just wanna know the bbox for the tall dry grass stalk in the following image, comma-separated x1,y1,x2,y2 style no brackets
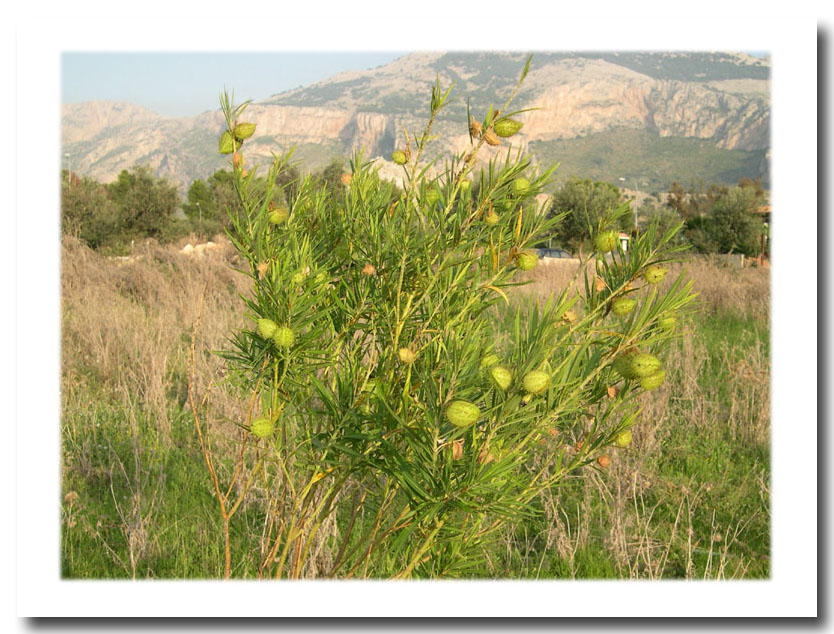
62,234,250,437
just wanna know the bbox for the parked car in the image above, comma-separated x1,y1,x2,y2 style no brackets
537,247,573,259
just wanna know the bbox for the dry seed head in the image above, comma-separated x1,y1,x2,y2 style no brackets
477,446,494,465
257,261,269,279
595,276,607,292
233,152,244,168
597,455,612,469
562,310,577,324
362,263,376,276
341,173,352,186
451,439,464,461
398,347,416,365
469,118,483,137
484,130,501,146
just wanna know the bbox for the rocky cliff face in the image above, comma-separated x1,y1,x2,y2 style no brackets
61,52,770,188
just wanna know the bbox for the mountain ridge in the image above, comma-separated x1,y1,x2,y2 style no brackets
61,51,770,192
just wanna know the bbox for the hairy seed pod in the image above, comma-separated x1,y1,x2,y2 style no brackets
257,318,278,339
391,150,407,165
595,230,619,253
480,353,500,370
512,177,531,196
611,297,637,316
630,353,661,378
612,350,640,379
425,189,439,207
613,429,633,448
522,370,549,395
273,327,295,348
250,417,275,439
657,314,677,331
484,210,500,226
268,207,288,225
218,131,235,155
517,251,538,271
639,369,666,390
233,122,256,141
398,348,416,365
490,365,513,391
459,179,471,192
494,118,523,138
446,400,480,428
643,265,668,284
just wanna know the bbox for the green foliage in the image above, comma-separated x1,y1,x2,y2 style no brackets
669,179,767,256
709,187,766,256
61,171,120,249
531,129,768,194
61,165,188,250
547,176,634,250
195,59,698,579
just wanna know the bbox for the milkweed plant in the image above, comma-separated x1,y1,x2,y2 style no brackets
189,56,697,579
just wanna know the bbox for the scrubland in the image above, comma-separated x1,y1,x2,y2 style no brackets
60,235,770,579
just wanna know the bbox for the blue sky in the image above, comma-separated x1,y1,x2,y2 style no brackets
62,52,407,117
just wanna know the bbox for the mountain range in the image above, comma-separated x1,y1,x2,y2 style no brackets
61,51,770,195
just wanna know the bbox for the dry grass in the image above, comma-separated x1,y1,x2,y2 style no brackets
61,239,770,579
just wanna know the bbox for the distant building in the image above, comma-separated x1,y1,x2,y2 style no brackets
618,232,630,253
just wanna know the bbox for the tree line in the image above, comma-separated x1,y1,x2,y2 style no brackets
61,160,769,259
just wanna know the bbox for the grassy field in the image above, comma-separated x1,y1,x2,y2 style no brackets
60,236,770,579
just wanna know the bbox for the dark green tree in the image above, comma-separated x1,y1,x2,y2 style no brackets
548,177,634,250
107,165,182,242
709,186,765,256
61,171,119,249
